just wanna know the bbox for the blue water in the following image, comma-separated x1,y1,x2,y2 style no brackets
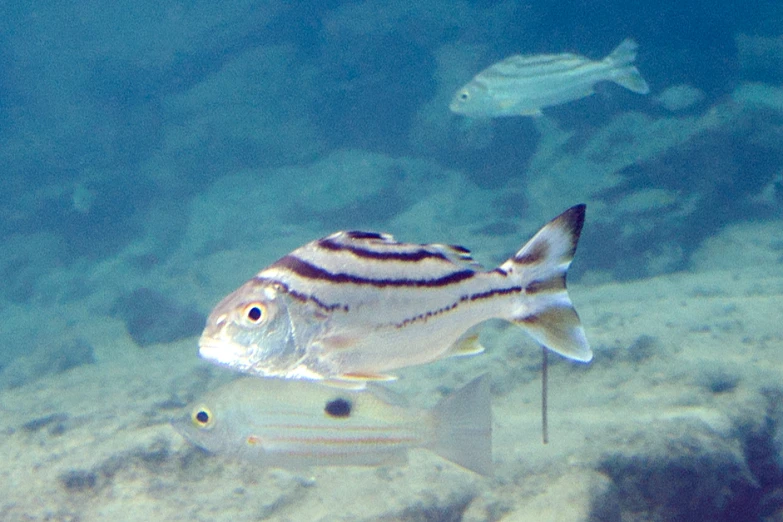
1,1,782,520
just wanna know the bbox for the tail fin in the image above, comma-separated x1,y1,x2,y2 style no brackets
605,38,650,95
430,374,493,476
499,205,592,363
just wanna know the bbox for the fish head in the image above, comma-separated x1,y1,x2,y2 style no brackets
172,392,266,460
172,400,232,455
449,81,495,117
198,279,310,378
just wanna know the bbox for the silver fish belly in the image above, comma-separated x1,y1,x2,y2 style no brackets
198,205,591,384
450,38,649,118
173,373,493,475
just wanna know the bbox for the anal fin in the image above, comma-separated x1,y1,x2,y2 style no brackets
323,371,398,389
515,304,591,362
445,333,486,358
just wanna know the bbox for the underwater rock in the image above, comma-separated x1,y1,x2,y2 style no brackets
733,82,783,114
598,417,759,521
112,288,205,347
180,148,480,264
694,362,741,394
59,470,99,493
736,34,783,80
21,413,70,436
655,84,705,112
485,471,619,522
600,334,661,364
407,42,493,157
0,337,95,390
162,44,326,175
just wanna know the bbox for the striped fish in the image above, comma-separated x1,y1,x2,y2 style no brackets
198,205,591,384
449,39,649,118
172,374,492,475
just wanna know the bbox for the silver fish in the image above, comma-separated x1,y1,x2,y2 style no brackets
199,205,590,384
173,374,492,475
450,38,650,118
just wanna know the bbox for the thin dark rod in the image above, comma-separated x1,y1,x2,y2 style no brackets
542,345,549,444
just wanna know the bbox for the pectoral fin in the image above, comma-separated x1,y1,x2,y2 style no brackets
320,333,360,352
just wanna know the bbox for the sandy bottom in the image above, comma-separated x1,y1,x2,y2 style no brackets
1,255,782,521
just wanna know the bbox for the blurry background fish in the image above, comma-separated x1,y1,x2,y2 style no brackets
173,374,493,476
450,38,650,118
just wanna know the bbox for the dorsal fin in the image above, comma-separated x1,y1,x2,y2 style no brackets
429,244,484,270
341,230,397,243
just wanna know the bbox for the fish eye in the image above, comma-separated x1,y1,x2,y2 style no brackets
242,302,266,324
191,405,214,429
325,398,352,418
459,90,470,101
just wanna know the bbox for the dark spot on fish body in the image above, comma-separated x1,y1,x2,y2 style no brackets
325,398,352,418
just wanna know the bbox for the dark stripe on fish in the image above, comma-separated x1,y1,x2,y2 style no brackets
514,242,548,265
516,305,580,328
559,205,586,256
272,255,476,288
467,285,522,302
317,237,452,263
514,204,585,265
525,275,566,294
396,284,526,328
345,231,386,240
256,278,347,312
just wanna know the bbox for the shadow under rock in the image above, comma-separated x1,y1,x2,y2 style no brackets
111,288,205,348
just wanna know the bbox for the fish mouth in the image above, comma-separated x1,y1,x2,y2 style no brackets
198,338,248,367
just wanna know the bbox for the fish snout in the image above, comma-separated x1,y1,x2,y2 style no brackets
198,337,251,369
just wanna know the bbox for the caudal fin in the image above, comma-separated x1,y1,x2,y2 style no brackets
499,205,592,363
430,374,492,476
605,38,650,95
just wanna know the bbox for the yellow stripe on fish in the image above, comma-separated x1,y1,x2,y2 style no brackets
198,205,591,384
172,374,493,475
